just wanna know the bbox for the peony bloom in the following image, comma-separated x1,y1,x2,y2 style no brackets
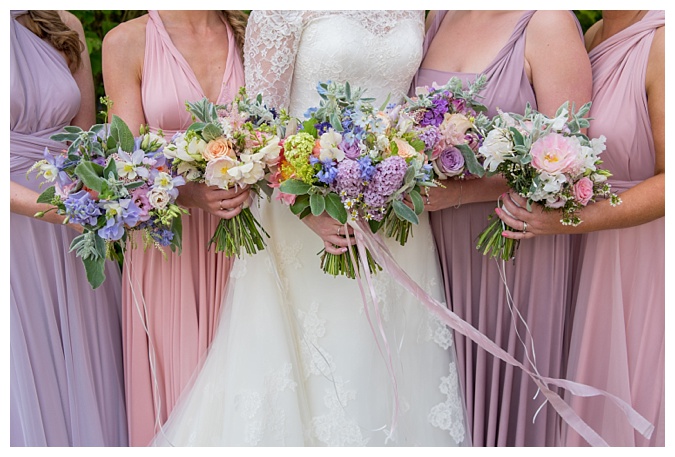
530,133,583,175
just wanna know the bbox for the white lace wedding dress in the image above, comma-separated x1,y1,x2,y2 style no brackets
152,10,469,447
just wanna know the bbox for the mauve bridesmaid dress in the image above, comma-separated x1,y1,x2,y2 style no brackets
10,10,127,446
413,10,582,446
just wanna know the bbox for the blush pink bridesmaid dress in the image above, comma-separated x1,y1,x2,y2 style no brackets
563,10,665,447
121,10,245,446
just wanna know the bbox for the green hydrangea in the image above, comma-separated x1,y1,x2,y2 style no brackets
283,131,319,184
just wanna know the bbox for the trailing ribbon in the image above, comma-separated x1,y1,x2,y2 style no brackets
345,218,653,447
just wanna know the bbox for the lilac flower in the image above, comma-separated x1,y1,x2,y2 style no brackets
64,190,103,226
334,159,364,199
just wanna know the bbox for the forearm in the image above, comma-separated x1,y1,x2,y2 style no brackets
10,181,67,225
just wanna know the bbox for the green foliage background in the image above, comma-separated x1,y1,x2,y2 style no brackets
70,10,601,122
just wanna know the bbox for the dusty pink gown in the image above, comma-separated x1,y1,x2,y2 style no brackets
121,10,244,446
414,11,582,446
563,10,665,447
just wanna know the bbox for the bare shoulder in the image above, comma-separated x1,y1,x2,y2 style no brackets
58,10,85,36
528,10,581,37
103,14,148,52
646,25,665,90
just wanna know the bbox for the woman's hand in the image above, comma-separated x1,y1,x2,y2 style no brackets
301,212,355,255
495,191,570,240
177,181,251,220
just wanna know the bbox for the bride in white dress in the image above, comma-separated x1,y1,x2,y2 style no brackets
152,10,469,446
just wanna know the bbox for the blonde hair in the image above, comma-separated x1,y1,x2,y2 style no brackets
22,10,84,72
222,10,248,52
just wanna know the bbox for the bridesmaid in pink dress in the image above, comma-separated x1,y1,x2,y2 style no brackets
498,10,665,446
413,11,591,446
102,10,249,446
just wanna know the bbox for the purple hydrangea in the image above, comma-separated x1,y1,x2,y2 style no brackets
363,156,408,220
64,190,103,226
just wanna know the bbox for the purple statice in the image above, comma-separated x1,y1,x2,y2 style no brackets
64,189,103,226
334,158,364,199
363,156,408,220
421,96,449,127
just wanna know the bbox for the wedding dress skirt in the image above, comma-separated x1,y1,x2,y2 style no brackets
152,10,469,446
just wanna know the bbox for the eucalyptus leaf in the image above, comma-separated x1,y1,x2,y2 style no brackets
201,123,224,142
110,115,136,152
409,189,424,215
74,161,105,192
82,255,107,289
457,143,485,177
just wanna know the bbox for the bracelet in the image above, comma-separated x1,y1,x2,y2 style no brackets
453,182,463,209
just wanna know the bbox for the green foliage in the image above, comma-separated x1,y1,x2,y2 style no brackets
574,10,603,33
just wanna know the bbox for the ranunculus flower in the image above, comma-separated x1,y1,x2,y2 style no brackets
203,137,236,161
433,147,465,178
530,133,583,175
572,176,594,206
147,188,170,210
479,127,513,172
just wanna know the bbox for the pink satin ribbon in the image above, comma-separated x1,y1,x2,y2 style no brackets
344,219,654,447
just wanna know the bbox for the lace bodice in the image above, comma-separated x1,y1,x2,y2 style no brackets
244,10,425,116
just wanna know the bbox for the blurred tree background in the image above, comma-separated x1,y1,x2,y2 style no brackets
70,10,602,123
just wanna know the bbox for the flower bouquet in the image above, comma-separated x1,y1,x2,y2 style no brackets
276,81,435,278
401,75,490,180
29,101,186,288
475,101,621,261
164,88,282,257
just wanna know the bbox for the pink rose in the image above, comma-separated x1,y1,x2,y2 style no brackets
530,133,582,175
203,138,236,162
572,176,594,206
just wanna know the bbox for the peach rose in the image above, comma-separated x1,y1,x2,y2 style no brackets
203,138,236,162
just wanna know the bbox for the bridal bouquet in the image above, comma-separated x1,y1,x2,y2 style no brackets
29,106,186,288
275,81,435,278
475,101,621,260
164,88,282,257
401,75,490,180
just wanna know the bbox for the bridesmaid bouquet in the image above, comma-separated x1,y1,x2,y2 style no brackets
401,75,490,180
275,81,435,278
476,101,622,260
164,88,282,257
29,103,186,288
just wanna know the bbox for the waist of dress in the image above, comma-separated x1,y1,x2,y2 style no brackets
10,129,67,174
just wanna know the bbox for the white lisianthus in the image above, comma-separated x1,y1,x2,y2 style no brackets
319,129,344,162
590,135,607,155
147,188,170,210
479,127,513,172
186,136,207,161
164,135,202,162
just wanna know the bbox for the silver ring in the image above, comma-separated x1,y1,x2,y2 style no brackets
219,199,225,211
522,221,528,233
